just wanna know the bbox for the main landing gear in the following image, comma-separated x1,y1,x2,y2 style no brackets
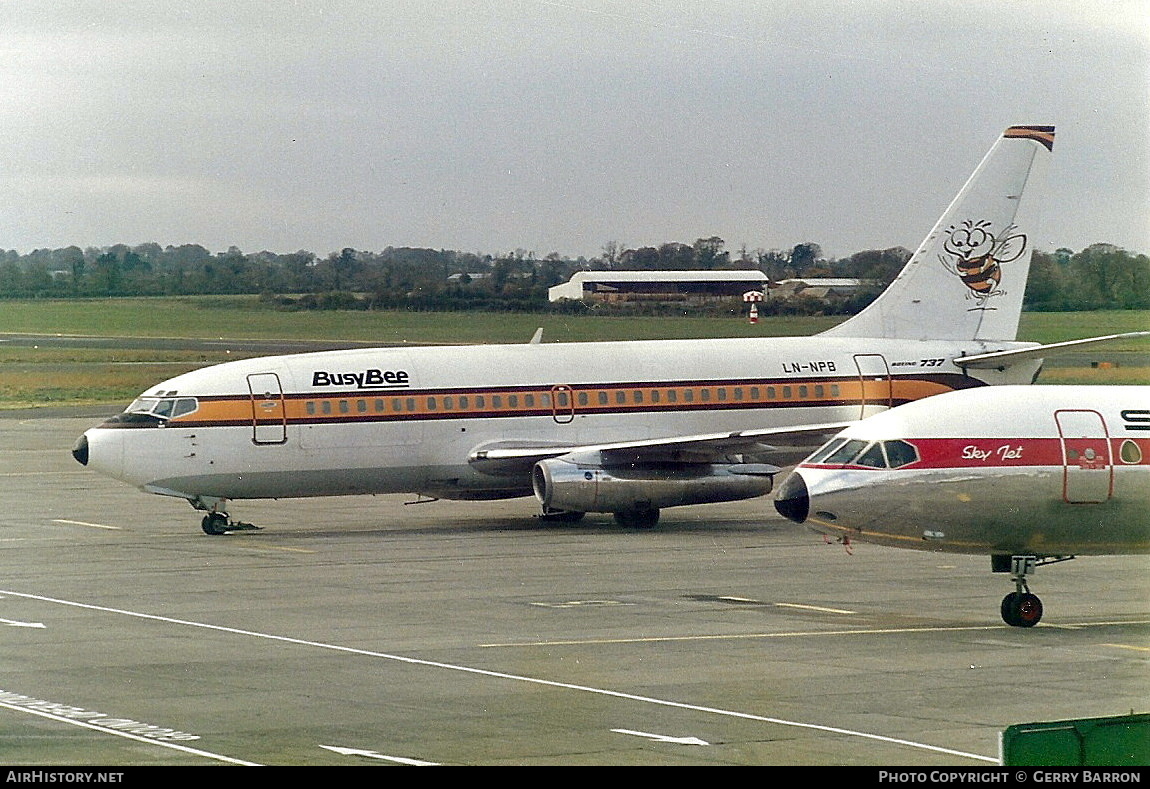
537,509,587,524
993,554,1075,628
535,507,661,529
613,506,660,529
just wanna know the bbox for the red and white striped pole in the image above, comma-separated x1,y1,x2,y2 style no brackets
743,290,764,324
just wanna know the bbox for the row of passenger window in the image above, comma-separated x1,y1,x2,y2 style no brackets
305,393,547,415
580,383,843,406
301,383,846,416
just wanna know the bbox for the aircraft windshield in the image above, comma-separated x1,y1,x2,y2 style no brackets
806,438,849,464
125,397,199,420
823,439,868,465
855,443,887,468
804,438,919,468
883,440,919,468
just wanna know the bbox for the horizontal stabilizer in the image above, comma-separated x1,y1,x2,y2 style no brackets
956,331,1150,369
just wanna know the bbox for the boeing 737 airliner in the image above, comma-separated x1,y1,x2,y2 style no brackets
71,125,1142,534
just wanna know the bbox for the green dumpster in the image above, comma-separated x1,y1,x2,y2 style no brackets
1002,712,1150,766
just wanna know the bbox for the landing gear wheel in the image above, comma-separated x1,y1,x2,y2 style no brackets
201,513,229,536
200,513,261,535
613,507,660,529
1000,592,1021,626
1001,591,1043,627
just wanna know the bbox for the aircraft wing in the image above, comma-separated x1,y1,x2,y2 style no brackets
468,420,854,477
956,331,1150,369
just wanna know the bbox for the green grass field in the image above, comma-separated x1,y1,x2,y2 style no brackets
0,298,1146,407
0,296,843,344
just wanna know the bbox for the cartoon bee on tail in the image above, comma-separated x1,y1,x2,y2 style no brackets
939,219,1028,309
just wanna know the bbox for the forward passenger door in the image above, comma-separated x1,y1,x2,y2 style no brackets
1055,409,1113,503
247,372,287,445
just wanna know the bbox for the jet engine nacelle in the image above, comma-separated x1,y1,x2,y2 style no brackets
532,457,777,514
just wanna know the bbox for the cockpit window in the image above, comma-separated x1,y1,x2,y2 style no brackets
883,440,919,468
855,443,887,468
805,437,920,468
806,438,848,464
172,398,198,418
823,439,868,465
125,397,198,421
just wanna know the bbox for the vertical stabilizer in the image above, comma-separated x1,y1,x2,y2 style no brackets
822,125,1054,341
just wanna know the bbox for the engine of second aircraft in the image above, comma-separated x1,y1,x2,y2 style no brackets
531,456,776,514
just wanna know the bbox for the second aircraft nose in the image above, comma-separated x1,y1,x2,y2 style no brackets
773,471,809,524
71,434,89,466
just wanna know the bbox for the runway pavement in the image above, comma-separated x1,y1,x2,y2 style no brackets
1,409,1147,766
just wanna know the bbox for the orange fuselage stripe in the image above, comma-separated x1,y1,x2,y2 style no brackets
164,376,964,427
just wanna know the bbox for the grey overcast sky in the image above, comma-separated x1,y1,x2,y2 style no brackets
2,0,1147,261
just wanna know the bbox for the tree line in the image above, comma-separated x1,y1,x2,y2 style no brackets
0,238,1145,313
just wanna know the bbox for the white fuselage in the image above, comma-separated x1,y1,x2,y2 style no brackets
774,385,1150,556
76,335,1038,508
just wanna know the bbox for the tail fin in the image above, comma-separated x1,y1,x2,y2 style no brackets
822,125,1055,341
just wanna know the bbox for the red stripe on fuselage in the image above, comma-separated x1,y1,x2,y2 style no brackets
804,437,1150,470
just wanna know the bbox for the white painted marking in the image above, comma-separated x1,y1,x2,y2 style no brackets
0,618,45,628
530,599,632,609
52,519,121,531
481,619,1150,647
320,745,439,766
1102,643,1150,653
236,544,317,555
0,695,258,766
612,728,709,746
775,602,857,615
0,588,998,764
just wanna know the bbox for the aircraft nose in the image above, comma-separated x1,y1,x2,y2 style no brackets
71,434,89,466
774,471,809,524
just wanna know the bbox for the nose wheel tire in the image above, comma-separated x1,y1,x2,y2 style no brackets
1001,591,1043,627
200,513,261,535
202,513,229,535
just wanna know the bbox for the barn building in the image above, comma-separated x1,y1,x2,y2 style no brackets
548,270,770,303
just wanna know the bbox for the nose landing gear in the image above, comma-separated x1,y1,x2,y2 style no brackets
1001,590,1044,628
200,512,261,535
192,497,261,536
993,554,1075,628
999,555,1042,627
